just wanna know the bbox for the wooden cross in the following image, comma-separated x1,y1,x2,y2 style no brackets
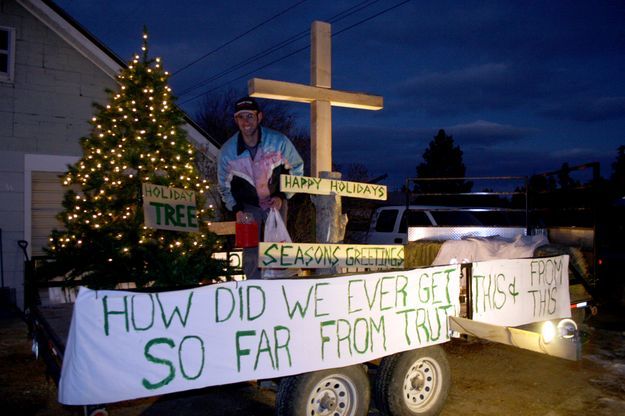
248,21,383,177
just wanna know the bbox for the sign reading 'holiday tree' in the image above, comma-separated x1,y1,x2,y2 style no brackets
142,183,198,232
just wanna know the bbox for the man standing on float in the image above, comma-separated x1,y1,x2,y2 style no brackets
218,97,304,279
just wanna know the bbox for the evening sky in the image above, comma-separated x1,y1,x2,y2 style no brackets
54,0,625,189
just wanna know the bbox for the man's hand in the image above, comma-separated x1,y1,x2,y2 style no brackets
269,196,283,210
235,211,247,223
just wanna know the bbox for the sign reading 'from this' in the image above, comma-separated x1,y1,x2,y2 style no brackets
259,242,404,269
470,255,571,327
280,174,387,200
142,183,198,232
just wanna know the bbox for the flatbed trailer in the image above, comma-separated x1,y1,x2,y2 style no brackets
28,255,580,416
29,303,72,384
29,303,112,416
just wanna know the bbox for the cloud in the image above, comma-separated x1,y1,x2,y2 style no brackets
465,145,615,179
330,121,614,188
539,96,625,122
393,63,556,116
445,120,538,145
331,124,437,188
550,147,613,160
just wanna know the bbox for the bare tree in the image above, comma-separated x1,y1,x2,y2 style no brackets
194,89,313,240
195,87,305,147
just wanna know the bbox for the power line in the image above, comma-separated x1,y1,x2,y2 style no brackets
171,0,307,76
327,0,382,23
177,0,381,97
333,0,411,37
177,0,382,99
179,0,411,105
179,44,310,105
176,30,309,97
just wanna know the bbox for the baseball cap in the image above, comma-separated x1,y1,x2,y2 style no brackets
234,97,260,115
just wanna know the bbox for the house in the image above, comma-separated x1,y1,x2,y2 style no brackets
0,0,221,310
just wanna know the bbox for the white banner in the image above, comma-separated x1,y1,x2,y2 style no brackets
471,255,571,326
59,266,460,405
58,256,571,405
259,242,404,269
280,174,387,200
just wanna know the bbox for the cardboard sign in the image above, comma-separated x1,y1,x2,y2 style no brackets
259,242,404,269
59,266,460,405
142,183,198,232
471,256,571,326
280,174,387,200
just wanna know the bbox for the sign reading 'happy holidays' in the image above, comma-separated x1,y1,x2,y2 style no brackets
280,174,387,200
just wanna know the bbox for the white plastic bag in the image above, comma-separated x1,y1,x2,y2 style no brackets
264,208,291,244
262,208,299,279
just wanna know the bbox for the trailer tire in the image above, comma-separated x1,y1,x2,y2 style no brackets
374,346,450,416
84,405,108,416
275,364,370,416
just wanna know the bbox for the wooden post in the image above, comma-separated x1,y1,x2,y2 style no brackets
247,21,383,267
311,171,348,274
311,21,332,177
248,22,383,178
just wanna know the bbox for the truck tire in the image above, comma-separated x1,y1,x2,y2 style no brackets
275,365,370,416
374,346,450,416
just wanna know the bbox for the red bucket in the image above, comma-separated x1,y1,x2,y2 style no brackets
235,222,259,248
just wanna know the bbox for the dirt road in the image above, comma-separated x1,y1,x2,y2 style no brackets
1,308,624,415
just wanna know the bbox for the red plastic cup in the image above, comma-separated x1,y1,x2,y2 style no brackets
235,221,259,248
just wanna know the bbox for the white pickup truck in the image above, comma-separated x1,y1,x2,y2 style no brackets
365,205,519,244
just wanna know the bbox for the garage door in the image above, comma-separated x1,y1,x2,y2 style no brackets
31,171,66,257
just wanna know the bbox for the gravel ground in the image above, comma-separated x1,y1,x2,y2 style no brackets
1,305,625,416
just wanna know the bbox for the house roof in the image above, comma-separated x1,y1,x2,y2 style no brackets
17,0,221,156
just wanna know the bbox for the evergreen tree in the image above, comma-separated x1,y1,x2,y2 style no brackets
414,129,472,200
557,162,580,189
611,145,625,195
47,31,225,288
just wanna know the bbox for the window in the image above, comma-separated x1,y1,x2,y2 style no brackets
399,210,432,233
374,209,398,232
430,211,482,226
0,26,15,82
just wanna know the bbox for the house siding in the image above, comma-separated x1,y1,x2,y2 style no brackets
0,150,25,308
0,1,218,310
4,7,115,155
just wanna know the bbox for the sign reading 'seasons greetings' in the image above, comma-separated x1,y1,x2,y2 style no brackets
142,183,198,232
58,256,570,405
259,242,404,269
280,174,387,200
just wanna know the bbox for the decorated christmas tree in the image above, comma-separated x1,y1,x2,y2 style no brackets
47,31,225,288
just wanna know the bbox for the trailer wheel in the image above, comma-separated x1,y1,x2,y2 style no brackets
83,405,108,416
275,365,370,416
374,346,450,416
